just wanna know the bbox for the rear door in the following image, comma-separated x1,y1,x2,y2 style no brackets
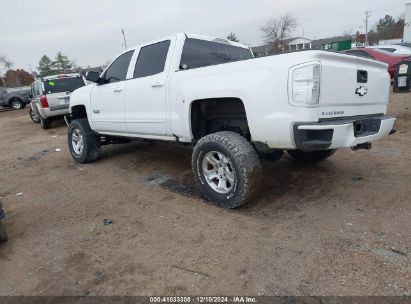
31,81,42,112
124,39,174,135
43,76,86,111
90,50,134,133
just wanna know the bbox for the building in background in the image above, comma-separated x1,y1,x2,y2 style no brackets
252,36,351,56
287,37,313,51
404,2,411,42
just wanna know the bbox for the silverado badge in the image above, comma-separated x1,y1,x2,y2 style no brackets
355,86,368,97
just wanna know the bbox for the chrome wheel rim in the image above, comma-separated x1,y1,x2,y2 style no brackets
12,101,22,110
202,151,235,194
71,128,84,155
31,110,39,121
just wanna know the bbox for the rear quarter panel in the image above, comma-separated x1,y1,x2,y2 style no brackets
168,53,320,148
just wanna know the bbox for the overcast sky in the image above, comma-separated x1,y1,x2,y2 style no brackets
0,0,407,71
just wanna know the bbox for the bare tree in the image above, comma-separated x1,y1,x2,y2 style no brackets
0,56,13,88
0,56,13,70
261,13,298,53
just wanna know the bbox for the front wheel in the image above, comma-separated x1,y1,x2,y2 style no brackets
192,131,262,209
287,149,337,163
29,108,41,123
68,118,101,164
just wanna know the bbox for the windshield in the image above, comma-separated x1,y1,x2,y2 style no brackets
43,77,85,94
180,38,253,69
373,48,398,56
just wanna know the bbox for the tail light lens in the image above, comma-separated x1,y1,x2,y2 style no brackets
290,63,321,106
40,95,49,108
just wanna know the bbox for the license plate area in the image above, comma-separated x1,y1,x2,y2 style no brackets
59,97,70,105
398,76,407,87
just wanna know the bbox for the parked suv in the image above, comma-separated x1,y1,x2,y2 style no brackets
30,74,87,129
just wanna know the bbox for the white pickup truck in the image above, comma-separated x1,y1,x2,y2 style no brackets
67,33,395,208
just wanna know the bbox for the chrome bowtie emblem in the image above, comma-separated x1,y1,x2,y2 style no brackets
355,86,368,96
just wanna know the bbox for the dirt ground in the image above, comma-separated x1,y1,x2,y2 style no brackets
0,92,410,296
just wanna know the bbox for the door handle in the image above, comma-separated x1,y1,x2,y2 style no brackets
93,110,100,114
113,88,122,93
151,83,165,88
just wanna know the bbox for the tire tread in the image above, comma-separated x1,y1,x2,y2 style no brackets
192,131,262,208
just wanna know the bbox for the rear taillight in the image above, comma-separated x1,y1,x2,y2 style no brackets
290,63,321,106
40,95,49,108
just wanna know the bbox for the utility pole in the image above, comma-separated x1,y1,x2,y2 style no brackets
121,28,128,50
365,10,372,46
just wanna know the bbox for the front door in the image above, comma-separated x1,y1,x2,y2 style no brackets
124,39,173,135
90,50,134,133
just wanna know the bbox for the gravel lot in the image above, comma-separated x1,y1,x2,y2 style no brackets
0,92,410,296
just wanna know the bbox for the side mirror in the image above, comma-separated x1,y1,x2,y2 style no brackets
85,71,101,83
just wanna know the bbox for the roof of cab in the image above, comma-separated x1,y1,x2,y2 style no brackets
184,33,250,49
129,33,251,50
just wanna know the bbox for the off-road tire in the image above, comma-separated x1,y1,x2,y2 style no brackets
192,131,262,209
10,99,23,110
0,223,7,243
68,118,101,164
287,149,337,163
29,108,40,123
40,117,53,129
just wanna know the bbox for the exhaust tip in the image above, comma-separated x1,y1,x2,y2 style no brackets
351,142,371,151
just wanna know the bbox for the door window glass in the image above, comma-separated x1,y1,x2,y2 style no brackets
134,40,171,78
104,50,134,83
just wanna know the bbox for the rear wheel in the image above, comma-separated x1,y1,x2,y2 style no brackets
68,118,101,163
192,131,262,209
10,98,23,110
40,117,53,129
287,149,336,163
29,108,40,123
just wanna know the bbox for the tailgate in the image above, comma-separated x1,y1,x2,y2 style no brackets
46,92,70,109
315,52,390,118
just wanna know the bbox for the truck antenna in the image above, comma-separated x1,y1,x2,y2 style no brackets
121,28,128,50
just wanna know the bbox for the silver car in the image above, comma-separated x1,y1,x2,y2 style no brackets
30,74,87,129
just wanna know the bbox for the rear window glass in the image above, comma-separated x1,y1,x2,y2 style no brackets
180,38,253,69
43,77,85,94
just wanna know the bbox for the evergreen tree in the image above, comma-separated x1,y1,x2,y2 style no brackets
227,32,239,42
52,52,73,73
38,55,55,76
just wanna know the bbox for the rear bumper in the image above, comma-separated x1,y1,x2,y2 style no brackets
35,103,69,119
293,115,396,151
